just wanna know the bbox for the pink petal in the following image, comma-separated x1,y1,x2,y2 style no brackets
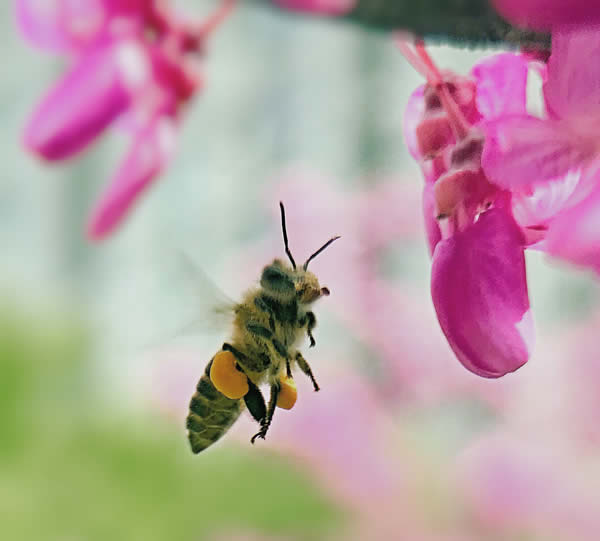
431,208,534,378
403,85,426,160
423,183,442,256
101,0,149,14
87,114,176,240
544,24,600,120
272,0,355,15
16,0,106,52
481,115,593,191
471,53,530,119
511,169,581,229
24,39,153,160
492,0,600,31
545,179,600,275
24,45,129,159
415,114,454,159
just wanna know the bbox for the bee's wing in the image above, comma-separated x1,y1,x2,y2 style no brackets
175,251,237,333
147,250,238,347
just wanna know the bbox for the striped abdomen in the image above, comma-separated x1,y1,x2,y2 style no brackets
186,358,244,454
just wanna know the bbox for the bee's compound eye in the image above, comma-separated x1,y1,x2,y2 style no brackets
210,350,249,399
320,287,330,296
276,375,297,410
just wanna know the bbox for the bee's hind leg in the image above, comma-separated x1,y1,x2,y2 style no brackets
295,352,320,392
222,342,249,363
244,379,266,425
251,381,280,444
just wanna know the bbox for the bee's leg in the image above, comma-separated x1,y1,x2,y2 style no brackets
244,379,266,424
222,342,249,363
224,341,271,374
285,357,292,378
297,312,317,347
295,351,320,392
251,381,280,444
221,342,257,379
306,312,317,348
271,338,288,360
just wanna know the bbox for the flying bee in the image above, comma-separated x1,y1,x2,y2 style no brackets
186,203,340,454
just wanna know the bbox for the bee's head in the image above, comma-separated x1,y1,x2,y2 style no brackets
259,261,331,305
294,269,330,305
265,202,338,304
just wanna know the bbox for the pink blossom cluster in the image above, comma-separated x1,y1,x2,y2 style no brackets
270,0,600,380
491,0,600,31
401,43,537,379
401,3,600,378
18,0,234,240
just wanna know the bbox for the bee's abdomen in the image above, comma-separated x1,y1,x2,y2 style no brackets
186,358,244,454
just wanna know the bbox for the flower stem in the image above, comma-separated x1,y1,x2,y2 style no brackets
396,37,440,84
197,0,237,39
398,38,471,141
414,43,470,140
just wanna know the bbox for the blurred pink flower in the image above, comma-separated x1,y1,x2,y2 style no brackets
457,430,600,540
272,0,355,16
18,0,235,240
482,25,600,274
401,43,536,378
554,308,600,447
492,0,600,31
267,363,405,513
146,173,600,540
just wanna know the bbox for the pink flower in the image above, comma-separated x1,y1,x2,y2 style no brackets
457,431,600,540
551,308,600,447
482,25,600,275
492,0,600,31
401,43,537,378
267,365,404,513
18,0,235,240
272,0,355,16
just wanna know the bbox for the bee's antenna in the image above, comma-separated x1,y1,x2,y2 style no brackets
303,236,341,270
279,202,296,270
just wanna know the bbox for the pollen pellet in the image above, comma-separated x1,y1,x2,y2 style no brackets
210,350,249,399
276,376,297,410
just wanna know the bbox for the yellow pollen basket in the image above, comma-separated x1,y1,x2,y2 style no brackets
210,350,249,399
276,375,297,410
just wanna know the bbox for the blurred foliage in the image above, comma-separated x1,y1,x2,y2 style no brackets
0,302,341,541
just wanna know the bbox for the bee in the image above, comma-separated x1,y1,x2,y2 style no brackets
186,203,339,454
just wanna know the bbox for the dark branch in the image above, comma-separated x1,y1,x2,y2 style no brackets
255,0,549,49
